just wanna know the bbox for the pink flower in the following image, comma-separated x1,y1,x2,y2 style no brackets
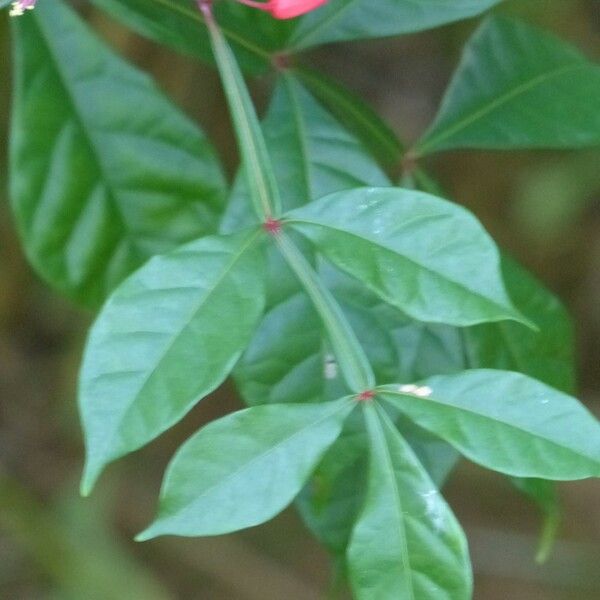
236,0,328,20
9,0,37,16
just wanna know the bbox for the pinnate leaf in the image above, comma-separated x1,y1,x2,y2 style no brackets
137,397,355,540
79,230,266,494
379,369,600,480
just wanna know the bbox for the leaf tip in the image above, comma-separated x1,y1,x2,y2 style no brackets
80,458,103,497
134,529,155,543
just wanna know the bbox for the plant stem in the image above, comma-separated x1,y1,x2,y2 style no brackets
201,1,375,395
275,232,375,393
200,0,281,219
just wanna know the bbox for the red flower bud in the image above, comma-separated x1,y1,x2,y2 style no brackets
237,0,328,20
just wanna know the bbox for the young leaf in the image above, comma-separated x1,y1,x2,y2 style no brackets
79,230,266,494
289,0,502,50
136,397,355,540
347,404,472,600
10,0,226,306
286,187,528,327
379,369,600,480
415,17,600,156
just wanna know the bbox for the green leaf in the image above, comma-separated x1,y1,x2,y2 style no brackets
221,74,389,233
293,67,403,174
297,407,460,557
79,230,266,494
415,17,600,155
136,397,355,540
286,187,528,327
89,0,289,74
347,404,471,600
10,0,226,307
289,0,502,50
465,256,576,393
379,369,600,480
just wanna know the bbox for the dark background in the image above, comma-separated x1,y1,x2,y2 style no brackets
1,0,599,598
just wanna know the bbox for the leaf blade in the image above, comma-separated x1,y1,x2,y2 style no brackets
137,397,355,539
289,0,502,50
79,230,266,494
10,0,226,306
415,17,600,155
286,187,527,327
379,369,600,480
347,404,471,600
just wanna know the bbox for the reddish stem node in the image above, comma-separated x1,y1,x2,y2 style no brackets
263,217,283,235
272,52,292,71
357,390,376,402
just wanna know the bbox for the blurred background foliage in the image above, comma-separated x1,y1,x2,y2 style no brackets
1,0,599,598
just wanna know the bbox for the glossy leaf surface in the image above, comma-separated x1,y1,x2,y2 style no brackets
137,397,355,539
347,405,471,600
380,369,600,480
10,1,225,306
416,17,600,155
79,230,266,494
287,187,526,327
289,0,502,49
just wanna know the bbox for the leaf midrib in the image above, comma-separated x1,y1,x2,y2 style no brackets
365,405,416,600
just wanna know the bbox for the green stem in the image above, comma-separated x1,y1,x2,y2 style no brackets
275,232,375,393
201,1,375,395
201,1,281,219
